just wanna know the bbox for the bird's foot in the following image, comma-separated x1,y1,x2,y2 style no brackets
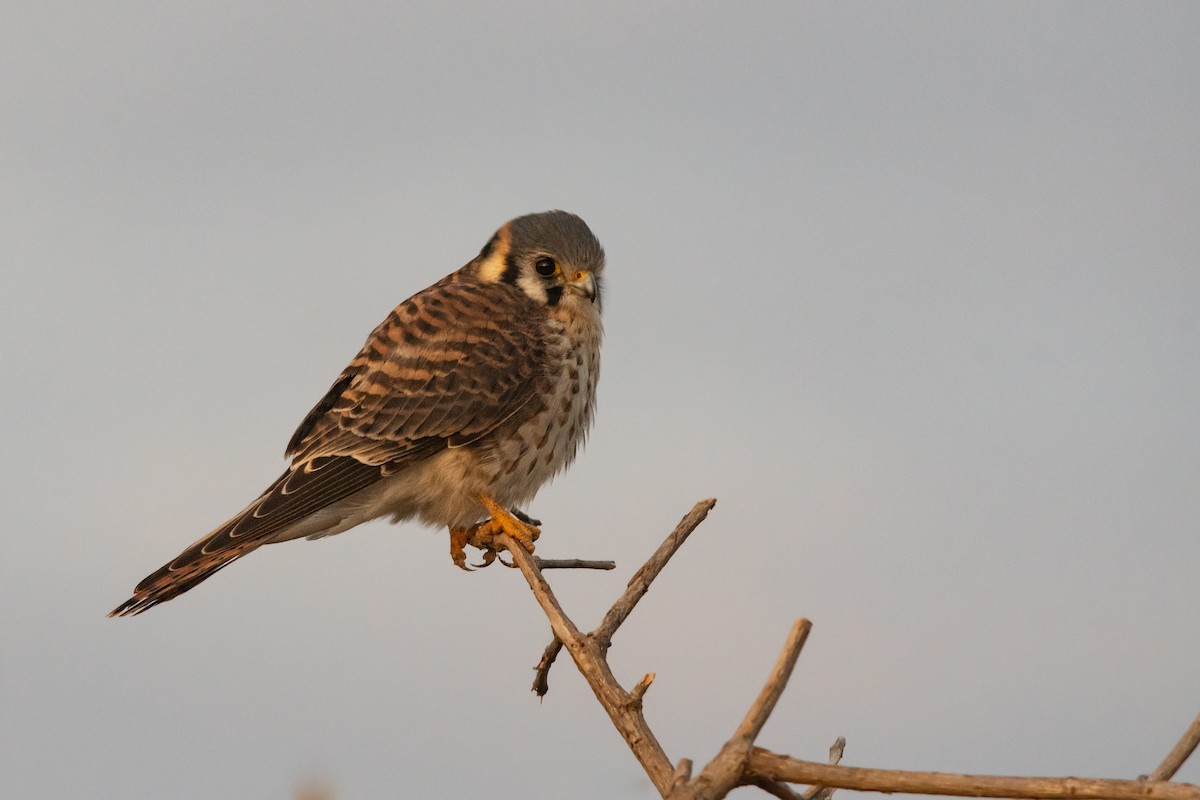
447,497,541,571
478,493,541,554
449,525,479,571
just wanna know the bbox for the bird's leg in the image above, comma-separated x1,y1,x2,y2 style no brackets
477,492,541,554
447,496,540,571
460,489,542,556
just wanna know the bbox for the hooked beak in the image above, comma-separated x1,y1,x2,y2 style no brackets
568,269,597,303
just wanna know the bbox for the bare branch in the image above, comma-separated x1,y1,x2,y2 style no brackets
732,619,811,744
746,748,1200,800
531,636,563,697
534,557,616,570
501,498,1199,800
753,736,848,800
532,498,717,697
499,532,677,796
1150,709,1200,782
593,498,718,651
801,737,846,800
690,620,812,799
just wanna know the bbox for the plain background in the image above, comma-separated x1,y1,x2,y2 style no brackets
4,3,1199,798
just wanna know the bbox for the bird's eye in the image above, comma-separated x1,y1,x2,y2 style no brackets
534,257,557,277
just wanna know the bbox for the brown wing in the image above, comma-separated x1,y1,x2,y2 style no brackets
286,276,549,464
110,276,549,616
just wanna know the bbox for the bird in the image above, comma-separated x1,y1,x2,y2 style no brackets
110,210,604,616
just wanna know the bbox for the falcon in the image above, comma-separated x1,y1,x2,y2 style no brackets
111,210,604,616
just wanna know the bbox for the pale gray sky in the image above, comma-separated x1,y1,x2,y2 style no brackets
4,3,1199,799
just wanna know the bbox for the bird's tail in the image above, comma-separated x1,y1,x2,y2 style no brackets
107,470,296,617
107,518,270,617
110,457,386,617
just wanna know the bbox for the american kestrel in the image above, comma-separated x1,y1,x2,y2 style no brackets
111,210,604,616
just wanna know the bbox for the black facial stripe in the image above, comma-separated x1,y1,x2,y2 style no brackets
545,285,563,306
500,252,521,285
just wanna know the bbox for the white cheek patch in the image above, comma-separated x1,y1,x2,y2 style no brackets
515,271,549,304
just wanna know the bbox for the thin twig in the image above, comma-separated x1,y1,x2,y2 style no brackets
1150,709,1200,782
531,643,559,696
531,636,563,697
732,620,811,744
532,498,717,696
801,737,846,800
689,620,812,799
534,558,616,570
754,733,846,800
631,673,656,705
499,532,677,796
593,498,718,651
746,748,1200,800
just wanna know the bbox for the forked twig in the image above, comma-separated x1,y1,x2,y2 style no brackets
687,620,812,798
751,738,844,800
592,498,718,651
498,532,677,795
495,499,1200,800
531,498,717,696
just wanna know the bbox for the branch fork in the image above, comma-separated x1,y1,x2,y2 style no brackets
494,499,1200,800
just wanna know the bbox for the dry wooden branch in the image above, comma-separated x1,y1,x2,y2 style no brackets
534,557,615,570
744,749,1200,800
685,620,812,799
801,737,845,800
592,498,718,651
498,531,678,795
631,672,656,705
531,498,717,696
1150,710,1200,782
751,738,845,800
496,498,1200,800
531,637,563,696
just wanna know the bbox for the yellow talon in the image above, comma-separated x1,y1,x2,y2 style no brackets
477,493,540,553
449,525,473,571
447,495,540,570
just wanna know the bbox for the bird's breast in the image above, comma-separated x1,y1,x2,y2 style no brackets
482,309,601,506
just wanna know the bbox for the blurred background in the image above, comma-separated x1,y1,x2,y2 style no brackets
3,3,1199,798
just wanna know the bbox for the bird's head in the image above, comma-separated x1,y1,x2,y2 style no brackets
475,210,605,312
